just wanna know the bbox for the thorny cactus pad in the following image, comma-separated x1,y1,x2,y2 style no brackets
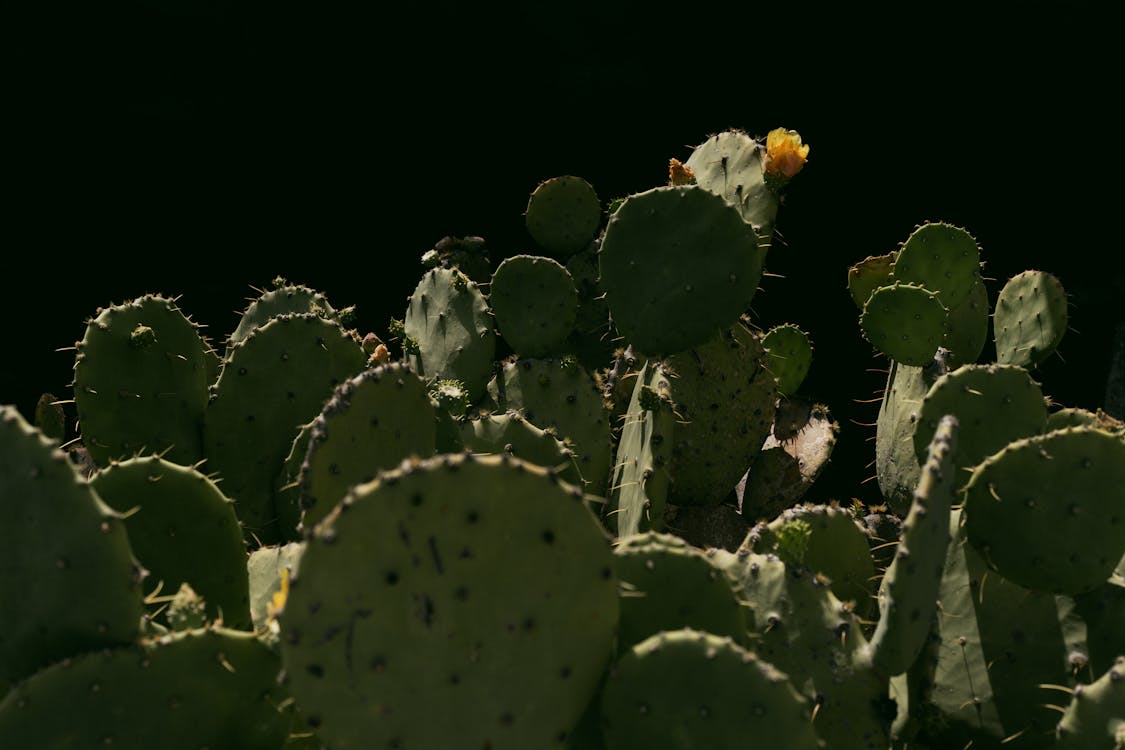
278,453,619,750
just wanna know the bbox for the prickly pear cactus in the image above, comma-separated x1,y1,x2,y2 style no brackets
73,294,217,467
0,405,145,684
762,323,813,396
227,282,346,354
459,411,583,488
90,455,251,629
684,129,779,242
994,270,1068,368
278,453,619,750
489,254,579,358
525,175,602,259
859,282,948,366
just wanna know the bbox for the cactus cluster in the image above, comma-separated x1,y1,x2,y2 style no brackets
1,127,1121,749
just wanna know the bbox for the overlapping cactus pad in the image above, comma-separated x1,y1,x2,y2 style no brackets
1,128,1120,750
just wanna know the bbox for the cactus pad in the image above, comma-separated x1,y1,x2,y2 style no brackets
994,270,1068,368
227,283,343,354
847,251,896,309
892,222,982,309
459,412,583,488
278,453,619,750
598,185,763,356
525,175,602,259
1055,656,1125,749
859,282,948,366
489,255,579,358
762,323,813,396
684,129,779,238
963,426,1125,594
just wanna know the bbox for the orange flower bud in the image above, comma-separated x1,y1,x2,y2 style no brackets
765,128,810,180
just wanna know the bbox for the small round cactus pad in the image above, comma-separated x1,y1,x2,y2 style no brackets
963,426,1125,594
279,453,619,750
489,254,578,358
860,282,947,366
525,175,602,259
994,270,1068,368
599,185,763,356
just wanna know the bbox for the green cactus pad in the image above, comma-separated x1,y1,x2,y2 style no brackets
525,175,602,259
892,222,982,309
227,283,342,354
90,455,251,629
205,313,367,546
963,426,1125,594
74,294,217,467
665,324,777,507
564,243,616,371
1045,407,1101,432
599,629,819,750
488,357,612,496
0,627,290,750
912,363,1048,487
298,364,437,531
490,255,579,358
404,267,497,401
746,503,876,614
460,411,583,486
847,252,896,309
34,393,66,442
923,510,1082,748
605,361,675,537
0,406,144,684
868,415,957,676
859,282,948,366
598,185,763,356
941,275,989,367
612,533,749,651
278,453,618,750
762,323,813,396
713,550,892,750
247,542,304,631
422,235,492,283
684,129,779,239
1055,656,1125,749
994,270,1068,368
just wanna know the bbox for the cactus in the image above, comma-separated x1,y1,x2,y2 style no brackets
762,323,814,397
525,175,602,259
994,270,1069,368
859,282,948,366
489,254,579,358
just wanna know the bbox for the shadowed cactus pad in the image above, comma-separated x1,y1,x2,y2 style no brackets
598,185,763,356
599,629,820,750
278,453,619,750
525,175,602,259
489,255,579,358
963,426,1125,594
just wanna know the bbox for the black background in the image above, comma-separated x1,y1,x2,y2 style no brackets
9,2,1121,504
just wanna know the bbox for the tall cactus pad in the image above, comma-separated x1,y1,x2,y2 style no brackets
994,270,1068,368
665,324,777,507
684,130,779,239
912,364,1048,487
598,185,763,356
90,456,251,629
205,313,367,546
868,416,956,676
1055,656,1125,749
847,252,896,309
599,629,820,750
892,222,982,309
963,426,1125,594
605,362,675,537
227,283,342,353
404,267,497,401
859,282,948,366
298,364,437,531
0,406,144,683
488,357,612,496
490,255,579,358
525,175,602,259
74,295,215,467
876,359,945,511
278,454,619,750
762,323,813,396
0,628,291,750
612,533,749,651
564,244,616,370
941,276,989,367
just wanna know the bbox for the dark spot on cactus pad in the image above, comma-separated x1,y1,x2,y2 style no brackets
542,530,556,544
306,663,325,678
454,586,469,601
370,656,386,673
385,571,399,585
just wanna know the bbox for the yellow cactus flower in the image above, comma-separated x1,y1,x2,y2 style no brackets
668,158,696,186
764,128,810,180
267,567,290,621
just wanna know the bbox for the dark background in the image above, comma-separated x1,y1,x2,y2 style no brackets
9,3,1121,504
